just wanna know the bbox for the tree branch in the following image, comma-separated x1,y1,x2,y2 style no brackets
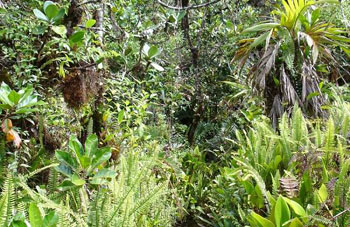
0,0,5,8
157,0,221,10
108,5,125,39
77,1,99,7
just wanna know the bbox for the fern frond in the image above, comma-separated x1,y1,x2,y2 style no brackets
0,173,15,227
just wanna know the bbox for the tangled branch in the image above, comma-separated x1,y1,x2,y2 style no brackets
157,0,221,10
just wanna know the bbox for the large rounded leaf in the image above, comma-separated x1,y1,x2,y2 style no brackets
69,135,84,157
85,134,98,157
69,31,85,44
45,4,59,20
85,19,96,28
274,196,291,227
90,147,112,171
250,212,275,227
55,150,77,170
52,25,67,37
71,173,86,186
43,211,59,227
43,1,55,12
283,197,306,217
33,9,48,21
29,203,43,227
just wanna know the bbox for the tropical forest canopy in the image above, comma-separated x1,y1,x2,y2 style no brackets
0,0,350,226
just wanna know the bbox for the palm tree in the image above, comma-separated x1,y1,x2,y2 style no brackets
234,0,350,126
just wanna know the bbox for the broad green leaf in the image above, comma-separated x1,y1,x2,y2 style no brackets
32,25,48,35
69,135,85,168
318,184,328,203
43,1,55,12
148,46,161,58
55,163,73,177
0,82,13,106
33,9,48,21
274,196,290,227
52,25,67,37
85,134,98,157
55,151,77,170
8,90,20,105
243,23,279,33
251,212,275,227
151,62,164,71
288,218,304,227
43,211,59,227
69,135,84,156
92,169,117,179
69,31,85,43
71,174,86,186
45,4,59,20
11,221,27,227
90,147,112,170
18,86,34,105
283,197,306,217
29,203,43,227
52,8,65,22
85,19,96,28
80,156,92,169
17,96,38,109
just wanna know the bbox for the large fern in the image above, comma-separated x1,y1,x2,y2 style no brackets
0,173,15,227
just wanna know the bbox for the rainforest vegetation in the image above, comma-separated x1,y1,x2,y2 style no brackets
0,0,350,226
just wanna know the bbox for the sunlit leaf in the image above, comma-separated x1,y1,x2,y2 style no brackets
45,4,59,20
33,9,48,21
52,25,67,37
85,19,96,28
250,212,275,227
151,62,164,71
275,196,290,227
29,203,43,227
318,184,328,203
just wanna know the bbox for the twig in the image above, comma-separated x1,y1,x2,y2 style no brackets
78,25,105,32
157,0,221,10
69,63,97,70
77,0,99,7
333,208,350,219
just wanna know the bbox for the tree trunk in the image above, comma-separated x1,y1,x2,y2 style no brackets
95,0,105,44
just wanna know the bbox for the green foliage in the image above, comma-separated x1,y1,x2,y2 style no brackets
33,1,65,25
249,196,306,227
235,0,350,119
1,0,350,227
0,82,44,117
55,134,115,188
